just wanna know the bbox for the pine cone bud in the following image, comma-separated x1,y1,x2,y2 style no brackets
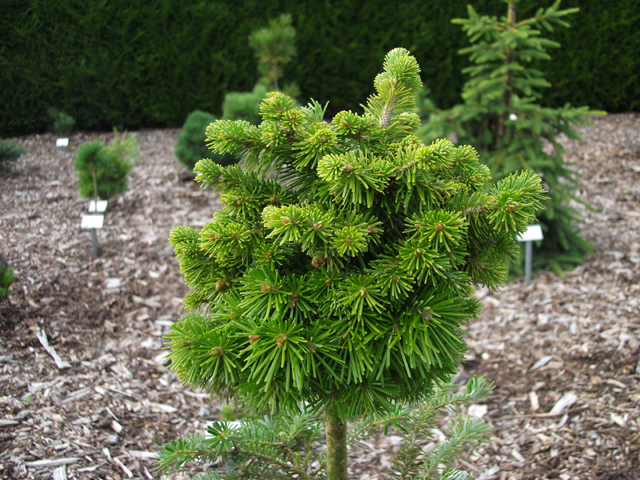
281,217,290,225
269,195,280,205
215,280,228,292
311,256,326,268
261,284,272,292
313,222,323,231
367,225,378,235
506,202,518,213
324,278,333,287
210,347,224,357
344,237,353,245
342,164,354,174
434,222,445,232
248,335,260,344
230,232,240,240
414,248,423,257
276,334,287,347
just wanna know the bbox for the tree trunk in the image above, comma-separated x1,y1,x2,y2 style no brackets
325,405,348,480
273,59,279,92
497,1,516,148
92,169,99,207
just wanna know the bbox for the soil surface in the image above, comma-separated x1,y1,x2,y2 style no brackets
1,114,639,480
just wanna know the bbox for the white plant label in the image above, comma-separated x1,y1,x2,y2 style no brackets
88,200,108,213
517,224,543,242
56,138,69,147
81,215,104,229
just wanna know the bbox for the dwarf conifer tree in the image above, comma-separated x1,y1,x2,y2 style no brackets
223,14,299,124
165,48,546,480
74,130,138,201
417,0,605,274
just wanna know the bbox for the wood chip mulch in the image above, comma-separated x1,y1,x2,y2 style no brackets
0,113,639,480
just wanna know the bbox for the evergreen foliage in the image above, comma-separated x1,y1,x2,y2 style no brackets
0,140,25,169
158,376,493,479
417,0,605,274
175,111,238,171
2,1,637,136
165,48,545,479
74,131,138,200
47,107,75,137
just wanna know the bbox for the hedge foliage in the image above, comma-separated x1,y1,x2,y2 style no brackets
1,0,638,136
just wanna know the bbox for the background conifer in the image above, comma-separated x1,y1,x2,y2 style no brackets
417,0,605,274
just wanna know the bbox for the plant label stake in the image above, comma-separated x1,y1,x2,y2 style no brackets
88,200,108,213
56,138,69,147
81,214,104,257
517,224,544,285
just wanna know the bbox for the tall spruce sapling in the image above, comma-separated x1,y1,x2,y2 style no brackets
162,48,546,480
74,130,138,202
417,0,605,275
176,111,238,172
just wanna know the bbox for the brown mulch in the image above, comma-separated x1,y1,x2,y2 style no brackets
0,113,639,480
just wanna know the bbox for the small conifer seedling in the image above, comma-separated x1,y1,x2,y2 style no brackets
74,130,138,201
163,48,546,480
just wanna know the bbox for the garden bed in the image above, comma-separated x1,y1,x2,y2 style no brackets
0,113,639,479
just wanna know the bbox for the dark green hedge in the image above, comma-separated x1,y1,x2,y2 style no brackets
1,0,638,137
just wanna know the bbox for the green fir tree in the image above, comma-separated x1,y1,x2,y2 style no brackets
417,0,605,275
163,48,546,480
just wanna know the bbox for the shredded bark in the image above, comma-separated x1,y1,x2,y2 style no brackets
0,113,639,479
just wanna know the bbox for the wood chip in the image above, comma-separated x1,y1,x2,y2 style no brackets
53,466,67,480
549,392,578,415
35,330,71,369
530,355,553,371
24,458,80,467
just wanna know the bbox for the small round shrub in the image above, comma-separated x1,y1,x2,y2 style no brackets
175,111,238,171
74,139,134,199
0,140,25,170
221,84,268,125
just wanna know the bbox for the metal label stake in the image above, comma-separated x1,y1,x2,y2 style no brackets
81,215,104,257
516,224,544,286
